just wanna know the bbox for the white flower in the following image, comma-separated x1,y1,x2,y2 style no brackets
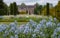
14,20,17,25
32,34,36,38
26,16,29,18
49,16,53,21
40,32,45,36
4,30,9,36
57,23,60,27
10,36,14,38
15,35,18,38
34,29,40,33
14,30,19,35
54,18,57,21
54,27,60,33
58,35,60,38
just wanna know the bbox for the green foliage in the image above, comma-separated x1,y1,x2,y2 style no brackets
0,16,42,22
55,1,60,20
0,0,4,15
46,3,50,16
20,11,27,14
34,3,43,15
4,3,8,15
13,2,19,15
21,3,26,7
9,2,18,15
10,3,13,15
39,5,43,15
0,0,8,15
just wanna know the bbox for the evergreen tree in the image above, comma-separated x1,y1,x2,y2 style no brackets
0,0,8,15
46,3,50,16
10,2,18,15
10,3,13,15
4,3,8,15
39,5,42,15
0,0,4,15
34,3,42,15
34,3,39,14
21,3,26,7
13,2,18,15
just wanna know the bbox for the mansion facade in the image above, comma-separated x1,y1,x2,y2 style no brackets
18,4,36,14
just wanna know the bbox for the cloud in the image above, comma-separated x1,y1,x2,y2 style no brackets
3,0,59,6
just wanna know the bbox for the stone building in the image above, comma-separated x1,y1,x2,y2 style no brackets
18,3,36,14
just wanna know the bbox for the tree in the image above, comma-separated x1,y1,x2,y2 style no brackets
9,2,18,15
55,1,60,13
4,3,8,15
34,3,39,14
0,0,4,9
55,1,60,19
13,2,18,15
0,0,4,15
0,0,8,15
21,3,26,7
39,5,42,15
10,3,13,15
34,3,42,15
46,3,50,16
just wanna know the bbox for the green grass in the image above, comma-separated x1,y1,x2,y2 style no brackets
0,22,27,26
0,15,48,22
0,15,48,26
0,17,41,22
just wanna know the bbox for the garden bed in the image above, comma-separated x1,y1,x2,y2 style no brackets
0,16,60,38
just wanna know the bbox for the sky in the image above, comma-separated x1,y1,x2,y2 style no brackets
3,0,59,6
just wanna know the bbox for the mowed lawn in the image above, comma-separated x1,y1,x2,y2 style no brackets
0,22,27,26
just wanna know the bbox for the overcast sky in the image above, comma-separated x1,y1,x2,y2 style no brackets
3,0,59,6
